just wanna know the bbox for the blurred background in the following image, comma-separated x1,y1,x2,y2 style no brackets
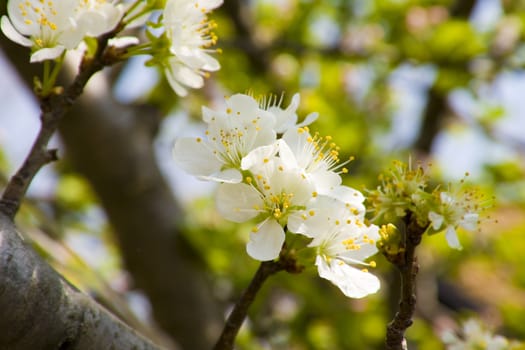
1,0,525,349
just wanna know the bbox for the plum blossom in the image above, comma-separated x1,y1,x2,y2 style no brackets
428,191,479,249
216,149,316,261
1,0,123,62
288,196,380,298
173,94,277,183
279,126,355,195
161,0,223,96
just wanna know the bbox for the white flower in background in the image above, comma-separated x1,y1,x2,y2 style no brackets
442,319,511,350
162,0,222,96
216,150,316,261
288,196,380,298
1,0,123,62
279,126,355,194
260,93,318,133
173,94,277,183
428,191,479,250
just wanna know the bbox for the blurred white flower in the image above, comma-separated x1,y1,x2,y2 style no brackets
1,0,123,62
161,0,222,96
442,319,512,350
428,191,479,249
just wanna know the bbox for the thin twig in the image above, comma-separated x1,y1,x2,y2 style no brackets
213,247,303,350
0,30,121,219
213,260,283,350
385,214,426,350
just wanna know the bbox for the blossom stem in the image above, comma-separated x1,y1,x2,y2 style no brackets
385,213,426,350
213,260,285,350
0,29,121,219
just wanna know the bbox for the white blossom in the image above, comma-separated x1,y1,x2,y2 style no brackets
288,196,380,298
442,319,511,350
428,191,479,250
161,0,222,96
1,0,123,62
216,152,316,261
173,94,277,183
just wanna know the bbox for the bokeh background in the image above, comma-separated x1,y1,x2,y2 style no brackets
1,0,525,348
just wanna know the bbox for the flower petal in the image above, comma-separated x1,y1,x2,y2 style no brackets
0,16,32,47
460,213,478,231
428,211,444,230
445,226,462,250
241,143,279,170
247,219,285,261
172,137,222,178
200,168,242,183
316,256,380,298
216,183,263,222
30,46,66,62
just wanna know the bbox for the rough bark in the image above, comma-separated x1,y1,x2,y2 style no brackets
0,213,161,350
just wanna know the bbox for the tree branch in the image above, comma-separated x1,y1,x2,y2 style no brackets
0,213,161,350
0,29,119,219
213,248,302,350
385,214,426,350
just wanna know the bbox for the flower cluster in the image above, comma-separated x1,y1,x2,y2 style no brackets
173,93,380,298
1,0,124,62
1,0,224,96
367,160,484,249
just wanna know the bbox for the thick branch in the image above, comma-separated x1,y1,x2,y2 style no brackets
0,213,160,350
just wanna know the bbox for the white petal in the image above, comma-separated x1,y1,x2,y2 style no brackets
309,171,342,192
246,219,285,261
216,183,263,222
166,68,189,96
296,112,319,128
460,213,478,231
172,64,204,88
108,36,139,48
241,143,279,170
226,94,260,116
201,0,224,11
200,52,220,71
1,16,32,47
277,139,299,169
428,211,444,230
30,46,66,62
172,137,222,178
200,168,242,183
445,226,462,250
316,256,380,298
